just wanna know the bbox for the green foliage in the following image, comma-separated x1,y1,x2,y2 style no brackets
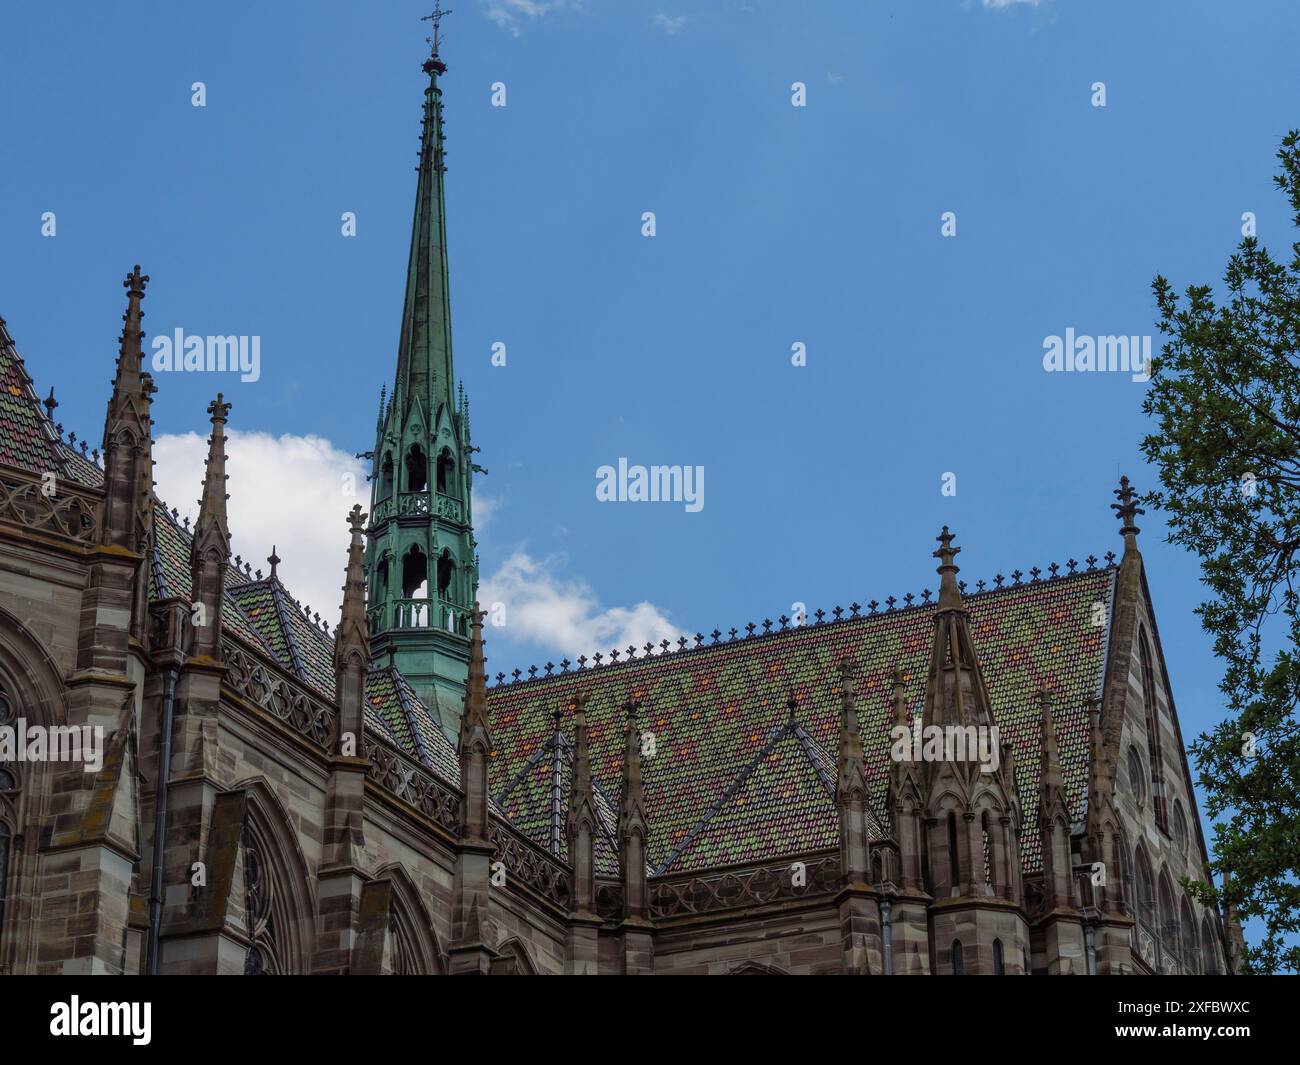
1143,131,1300,974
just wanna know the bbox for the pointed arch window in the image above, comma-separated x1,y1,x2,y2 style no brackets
436,549,455,600
1135,847,1155,935
1158,874,1177,969
1173,800,1189,855
436,447,455,496
405,444,428,493
1180,898,1198,973
380,452,395,499
401,545,428,599
1201,916,1221,975
950,939,963,975
992,938,1004,975
0,685,15,798
946,811,961,893
1138,629,1168,831
0,821,10,934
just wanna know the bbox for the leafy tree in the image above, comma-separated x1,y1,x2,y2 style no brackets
1142,131,1300,974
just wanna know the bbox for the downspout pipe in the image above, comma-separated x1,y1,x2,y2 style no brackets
146,666,178,975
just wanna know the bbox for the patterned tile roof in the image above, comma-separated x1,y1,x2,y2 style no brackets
492,725,622,875
484,567,1116,875
58,444,104,489
0,319,67,478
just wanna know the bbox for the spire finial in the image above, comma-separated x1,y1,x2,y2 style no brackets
933,525,962,609
267,546,280,578
43,386,58,420
207,392,231,424
1111,475,1144,551
421,2,452,69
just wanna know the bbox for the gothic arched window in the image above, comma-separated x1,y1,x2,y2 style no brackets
401,545,428,600
405,444,428,493
1135,847,1155,932
946,812,961,893
436,447,454,496
1158,873,1176,968
992,938,1004,975
1201,915,1221,975
436,549,455,600
0,821,10,934
1127,746,1145,806
380,452,395,499
1180,898,1199,973
1139,629,1168,831
0,684,15,797
950,939,963,975
1173,801,1189,855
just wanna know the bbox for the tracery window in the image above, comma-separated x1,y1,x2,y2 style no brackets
1173,801,1189,855
1180,898,1199,973
241,819,283,975
946,812,960,892
0,684,16,796
1135,848,1155,932
1127,746,1145,806
0,822,10,934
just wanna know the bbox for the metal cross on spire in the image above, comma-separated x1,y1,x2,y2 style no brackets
421,1,453,57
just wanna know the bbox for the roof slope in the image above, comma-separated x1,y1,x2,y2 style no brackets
0,319,68,477
485,566,1115,875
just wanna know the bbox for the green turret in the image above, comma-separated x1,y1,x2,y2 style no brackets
366,38,479,740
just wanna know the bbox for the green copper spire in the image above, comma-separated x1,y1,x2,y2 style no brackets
365,27,480,741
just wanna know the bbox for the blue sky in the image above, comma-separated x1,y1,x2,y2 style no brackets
3,0,1299,938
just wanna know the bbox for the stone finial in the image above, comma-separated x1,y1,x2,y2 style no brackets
457,603,492,844
934,525,962,610
618,697,650,921
1111,475,1144,553
890,665,909,727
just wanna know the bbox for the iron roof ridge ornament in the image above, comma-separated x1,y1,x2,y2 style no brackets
487,551,1115,688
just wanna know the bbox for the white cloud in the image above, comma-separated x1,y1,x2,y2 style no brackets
981,0,1040,8
473,493,500,532
153,430,369,620
479,550,680,660
653,13,687,35
482,0,582,37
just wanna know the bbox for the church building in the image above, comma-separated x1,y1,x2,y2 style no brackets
0,38,1241,975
